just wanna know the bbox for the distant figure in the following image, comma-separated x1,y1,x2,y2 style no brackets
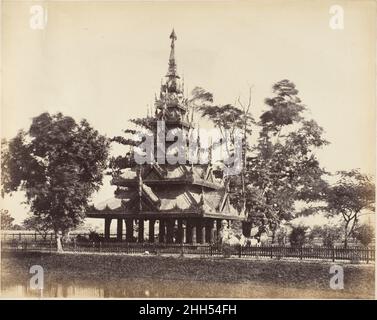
240,236,261,247
248,238,260,247
219,220,230,243
219,220,241,246
259,232,269,245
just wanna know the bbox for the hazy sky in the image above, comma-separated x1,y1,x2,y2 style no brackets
1,0,375,224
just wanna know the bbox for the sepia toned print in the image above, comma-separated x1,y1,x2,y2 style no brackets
0,0,375,299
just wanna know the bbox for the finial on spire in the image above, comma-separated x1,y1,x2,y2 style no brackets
170,29,177,42
167,29,179,79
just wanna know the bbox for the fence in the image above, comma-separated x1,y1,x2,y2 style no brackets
1,232,363,247
1,232,106,242
1,239,375,263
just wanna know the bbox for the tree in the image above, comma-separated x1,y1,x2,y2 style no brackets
240,80,329,237
309,225,342,247
289,225,307,247
198,98,254,169
195,80,329,238
197,87,255,216
23,215,52,240
352,223,374,247
12,224,24,230
275,226,288,245
0,209,15,230
1,112,109,250
326,170,375,248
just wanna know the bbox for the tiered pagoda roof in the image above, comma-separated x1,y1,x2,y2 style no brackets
87,30,245,222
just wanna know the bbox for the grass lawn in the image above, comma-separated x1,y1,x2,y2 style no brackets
1,251,374,299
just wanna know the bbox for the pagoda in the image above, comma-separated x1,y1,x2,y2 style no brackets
87,30,246,243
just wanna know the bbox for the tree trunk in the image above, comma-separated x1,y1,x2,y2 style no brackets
344,221,349,248
347,215,358,240
271,229,276,244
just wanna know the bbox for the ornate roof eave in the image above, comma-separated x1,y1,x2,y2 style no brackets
202,212,246,221
150,118,192,129
156,98,187,110
86,210,246,220
111,178,222,190
86,210,200,219
191,178,223,190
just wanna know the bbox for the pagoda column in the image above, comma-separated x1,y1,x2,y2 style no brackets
183,221,186,243
211,220,216,243
166,220,174,243
104,218,111,241
125,218,133,242
196,220,205,244
138,219,144,242
177,219,184,243
205,220,214,243
216,219,222,242
117,218,123,241
192,221,197,244
149,219,155,243
186,220,192,244
159,219,166,243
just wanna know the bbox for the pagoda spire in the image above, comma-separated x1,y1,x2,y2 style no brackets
167,29,179,78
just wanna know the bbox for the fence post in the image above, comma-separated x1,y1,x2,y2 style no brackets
366,247,369,264
99,241,102,253
238,245,242,258
270,245,273,259
332,246,335,262
300,246,303,260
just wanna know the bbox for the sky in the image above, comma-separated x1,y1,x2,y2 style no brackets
1,0,376,226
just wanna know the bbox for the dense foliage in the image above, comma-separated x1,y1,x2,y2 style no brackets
200,80,330,237
289,225,307,247
1,112,110,235
326,170,375,247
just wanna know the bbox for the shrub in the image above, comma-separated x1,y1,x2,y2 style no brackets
310,225,341,248
275,227,288,245
289,226,307,247
88,231,103,243
353,224,374,247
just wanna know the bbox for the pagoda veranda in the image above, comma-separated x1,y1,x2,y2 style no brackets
87,30,246,244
